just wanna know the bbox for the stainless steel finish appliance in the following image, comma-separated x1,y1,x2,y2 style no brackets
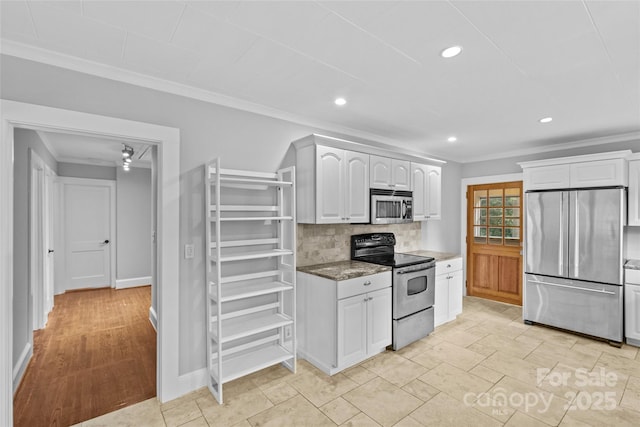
524,187,626,344
351,233,435,350
370,189,413,224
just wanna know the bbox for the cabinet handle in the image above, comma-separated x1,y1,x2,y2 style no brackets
389,184,396,188
447,264,451,268
364,280,371,286
364,297,368,302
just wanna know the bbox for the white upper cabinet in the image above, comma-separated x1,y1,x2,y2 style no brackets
370,155,411,190
411,163,442,220
297,143,369,224
629,159,640,226
520,151,631,191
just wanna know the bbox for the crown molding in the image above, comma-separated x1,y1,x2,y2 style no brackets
459,131,640,163
1,39,445,160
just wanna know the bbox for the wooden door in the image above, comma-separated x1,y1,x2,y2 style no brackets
467,182,523,305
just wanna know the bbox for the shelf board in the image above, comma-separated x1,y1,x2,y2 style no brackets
212,312,292,343
210,249,293,262
210,344,294,384
211,281,293,303
210,238,279,249
210,205,279,212
209,215,293,222
211,177,293,187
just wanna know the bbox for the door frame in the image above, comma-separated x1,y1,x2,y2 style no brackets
58,177,117,291
1,100,181,426
459,173,523,297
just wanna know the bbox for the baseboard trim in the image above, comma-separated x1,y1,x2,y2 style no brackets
176,368,208,399
149,306,158,332
12,342,32,394
116,276,152,290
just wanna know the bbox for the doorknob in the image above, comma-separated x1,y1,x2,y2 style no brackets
103,239,110,244
48,249,54,254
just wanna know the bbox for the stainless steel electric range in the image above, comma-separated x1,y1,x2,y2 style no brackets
351,233,436,350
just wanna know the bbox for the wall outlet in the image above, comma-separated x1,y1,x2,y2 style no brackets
184,244,194,259
284,325,292,339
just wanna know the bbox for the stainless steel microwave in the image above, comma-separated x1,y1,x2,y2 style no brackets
370,189,413,224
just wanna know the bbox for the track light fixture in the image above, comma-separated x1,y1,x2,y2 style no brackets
121,145,134,171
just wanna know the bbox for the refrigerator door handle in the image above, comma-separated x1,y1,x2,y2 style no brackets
568,191,579,278
527,279,616,295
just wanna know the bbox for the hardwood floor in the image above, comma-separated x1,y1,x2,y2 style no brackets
13,286,156,427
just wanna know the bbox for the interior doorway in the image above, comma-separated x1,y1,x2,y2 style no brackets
1,100,181,427
466,181,524,305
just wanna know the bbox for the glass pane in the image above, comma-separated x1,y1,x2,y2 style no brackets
474,208,487,225
505,196,520,207
504,208,520,218
489,216,503,226
474,190,487,207
504,218,520,227
489,189,503,207
505,227,520,245
474,226,487,244
489,208,503,217
488,227,502,245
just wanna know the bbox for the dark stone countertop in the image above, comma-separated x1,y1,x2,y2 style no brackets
297,260,391,281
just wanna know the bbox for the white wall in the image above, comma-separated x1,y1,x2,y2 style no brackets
12,129,57,388
58,162,116,180
116,166,152,282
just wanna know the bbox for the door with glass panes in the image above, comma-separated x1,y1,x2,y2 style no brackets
467,182,523,305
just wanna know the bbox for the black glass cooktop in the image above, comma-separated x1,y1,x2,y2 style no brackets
355,253,434,268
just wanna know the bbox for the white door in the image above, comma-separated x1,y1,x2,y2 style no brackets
391,160,411,190
316,146,345,223
344,151,369,223
29,151,47,330
63,179,114,290
337,294,367,369
425,165,442,220
366,288,392,355
370,155,392,189
412,164,427,220
43,166,56,318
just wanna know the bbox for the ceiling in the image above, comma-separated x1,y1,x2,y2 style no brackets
37,130,152,168
1,0,639,163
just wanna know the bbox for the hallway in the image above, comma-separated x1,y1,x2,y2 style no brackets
13,286,156,426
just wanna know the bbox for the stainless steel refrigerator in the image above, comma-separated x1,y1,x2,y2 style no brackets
523,187,625,344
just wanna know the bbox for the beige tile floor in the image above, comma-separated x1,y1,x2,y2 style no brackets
74,297,640,427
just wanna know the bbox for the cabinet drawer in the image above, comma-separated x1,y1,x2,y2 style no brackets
436,257,462,276
338,271,391,299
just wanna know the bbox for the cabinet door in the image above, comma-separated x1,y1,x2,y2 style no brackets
523,165,570,190
337,294,367,369
448,270,463,320
626,284,640,342
345,151,370,223
370,155,392,189
392,160,411,190
316,146,345,223
366,287,392,355
629,161,640,226
425,165,442,219
411,164,427,220
434,274,449,327
570,159,627,188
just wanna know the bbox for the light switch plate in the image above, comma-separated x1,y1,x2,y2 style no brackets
184,244,194,259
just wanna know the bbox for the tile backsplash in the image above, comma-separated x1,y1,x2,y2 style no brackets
297,222,422,267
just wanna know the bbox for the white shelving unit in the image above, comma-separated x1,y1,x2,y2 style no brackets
205,158,296,404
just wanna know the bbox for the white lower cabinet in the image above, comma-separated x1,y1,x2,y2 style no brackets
629,160,640,226
625,269,640,347
297,270,392,375
434,258,463,327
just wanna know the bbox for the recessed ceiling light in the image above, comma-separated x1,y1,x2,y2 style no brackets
447,136,457,143
539,117,553,123
334,97,347,106
441,46,462,58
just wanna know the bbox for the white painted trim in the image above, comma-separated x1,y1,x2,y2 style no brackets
177,368,208,397
459,173,524,297
35,130,59,158
116,276,152,290
1,100,181,427
462,132,640,164
149,306,158,332
1,41,421,157
12,342,32,393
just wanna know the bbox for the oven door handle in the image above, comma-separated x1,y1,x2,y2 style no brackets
397,267,433,274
